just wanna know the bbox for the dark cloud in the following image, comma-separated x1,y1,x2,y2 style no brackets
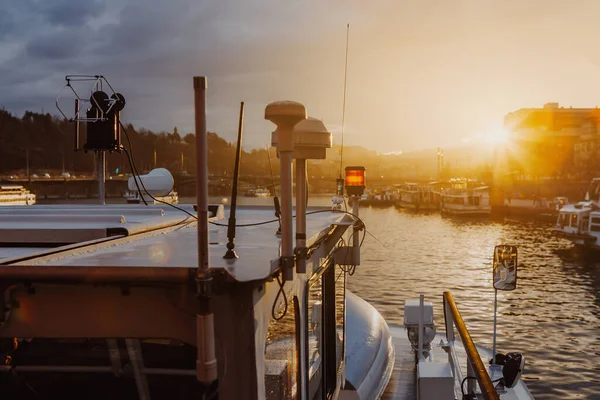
0,9,15,38
40,0,105,27
1,0,599,152
25,30,86,60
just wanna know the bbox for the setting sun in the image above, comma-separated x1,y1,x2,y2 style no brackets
480,125,510,145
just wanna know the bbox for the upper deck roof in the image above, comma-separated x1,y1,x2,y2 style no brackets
0,204,349,282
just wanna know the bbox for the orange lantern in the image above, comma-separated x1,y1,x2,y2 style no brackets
345,166,366,196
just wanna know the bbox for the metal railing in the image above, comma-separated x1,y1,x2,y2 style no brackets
443,291,500,400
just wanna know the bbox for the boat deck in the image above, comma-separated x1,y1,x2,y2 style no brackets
383,326,534,400
383,326,453,399
382,327,416,399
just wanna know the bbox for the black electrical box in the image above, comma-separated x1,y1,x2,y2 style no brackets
83,91,124,152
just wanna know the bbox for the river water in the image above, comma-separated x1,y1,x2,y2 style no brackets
211,195,600,399
41,195,600,398
349,206,600,399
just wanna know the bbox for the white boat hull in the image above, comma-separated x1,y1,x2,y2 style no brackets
0,198,36,206
0,187,36,206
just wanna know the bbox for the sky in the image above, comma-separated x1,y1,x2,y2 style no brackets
3,0,600,153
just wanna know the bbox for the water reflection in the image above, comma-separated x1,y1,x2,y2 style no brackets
202,195,599,398
347,208,600,399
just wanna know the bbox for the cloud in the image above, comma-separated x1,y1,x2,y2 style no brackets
1,0,600,152
40,0,106,27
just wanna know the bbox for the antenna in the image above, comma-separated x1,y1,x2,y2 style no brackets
339,23,350,179
223,101,245,259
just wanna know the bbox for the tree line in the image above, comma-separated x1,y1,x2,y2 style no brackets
0,109,283,178
1,109,508,189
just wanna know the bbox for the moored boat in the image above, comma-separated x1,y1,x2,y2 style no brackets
552,177,600,251
440,180,491,216
0,183,36,206
395,183,438,211
245,187,271,197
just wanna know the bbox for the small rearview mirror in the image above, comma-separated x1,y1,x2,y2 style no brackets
493,245,518,291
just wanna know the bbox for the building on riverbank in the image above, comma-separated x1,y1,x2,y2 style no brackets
504,102,600,179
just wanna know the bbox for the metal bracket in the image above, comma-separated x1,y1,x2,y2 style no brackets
280,255,295,281
56,75,120,122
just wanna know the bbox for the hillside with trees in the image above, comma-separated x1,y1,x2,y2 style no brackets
1,109,498,192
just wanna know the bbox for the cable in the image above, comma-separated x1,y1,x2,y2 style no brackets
460,376,477,398
266,145,282,234
209,208,365,228
122,147,197,220
120,122,199,220
271,272,288,321
120,122,148,205
121,144,148,206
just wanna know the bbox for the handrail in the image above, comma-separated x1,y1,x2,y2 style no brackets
443,291,500,400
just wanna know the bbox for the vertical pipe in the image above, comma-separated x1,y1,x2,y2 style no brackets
295,159,307,273
492,289,498,365
107,339,122,377
443,293,455,343
280,150,294,281
418,293,424,360
194,76,210,280
115,112,121,150
467,358,476,394
193,76,217,384
125,339,150,400
351,196,360,248
74,99,80,151
97,151,105,205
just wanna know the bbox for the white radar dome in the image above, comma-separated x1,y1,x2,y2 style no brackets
128,168,174,196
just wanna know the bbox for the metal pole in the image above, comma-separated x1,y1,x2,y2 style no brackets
280,150,294,281
125,339,150,400
97,151,105,205
74,99,80,150
467,357,476,394
492,289,498,365
194,76,210,281
193,76,217,384
418,293,424,360
295,159,307,273
351,195,360,248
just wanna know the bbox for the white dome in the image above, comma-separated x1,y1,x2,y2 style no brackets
128,168,174,196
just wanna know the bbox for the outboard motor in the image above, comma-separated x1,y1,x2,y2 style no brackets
404,298,436,356
492,352,525,389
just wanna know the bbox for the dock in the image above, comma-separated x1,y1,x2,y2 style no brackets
492,199,558,223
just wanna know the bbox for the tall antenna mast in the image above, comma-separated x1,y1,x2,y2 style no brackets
339,23,350,178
